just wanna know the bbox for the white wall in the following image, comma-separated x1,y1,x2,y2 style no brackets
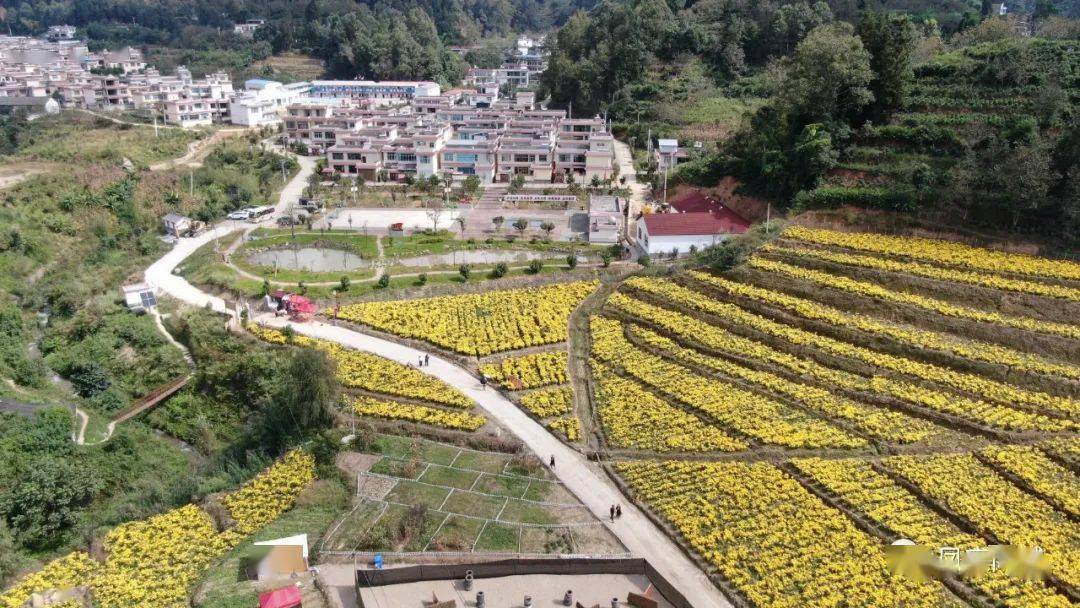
637,224,729,256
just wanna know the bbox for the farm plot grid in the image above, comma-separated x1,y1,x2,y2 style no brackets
322,436,623,556
589,227,1080,608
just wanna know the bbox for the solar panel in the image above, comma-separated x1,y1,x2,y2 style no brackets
139,291,157,308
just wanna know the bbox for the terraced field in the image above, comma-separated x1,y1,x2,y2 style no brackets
592,227,1080,608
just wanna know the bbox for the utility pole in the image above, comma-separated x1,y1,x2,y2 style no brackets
766,202,771,234
280,158,287,185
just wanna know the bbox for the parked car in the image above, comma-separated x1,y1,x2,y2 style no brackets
227,210,250,220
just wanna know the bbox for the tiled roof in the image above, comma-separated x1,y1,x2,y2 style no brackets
642,208,750,237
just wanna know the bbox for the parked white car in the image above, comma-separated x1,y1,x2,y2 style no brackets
227,209,251,220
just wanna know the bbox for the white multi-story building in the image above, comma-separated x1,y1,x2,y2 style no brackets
229,80,309,126
233,20,265,38
306,80,441,102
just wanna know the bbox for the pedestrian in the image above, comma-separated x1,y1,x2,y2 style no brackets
616,504,622,519
419,356,424,367
424,354,430,366
609,505,615,522
549,455,555,468
479,374,487,390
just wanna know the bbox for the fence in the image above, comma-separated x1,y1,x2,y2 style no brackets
354,557,693,608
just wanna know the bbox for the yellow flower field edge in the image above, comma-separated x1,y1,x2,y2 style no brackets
1,450,316,608
616,460,953,608
0,553,99,608
791,457,1073,608
625,277,1080,419
608,292,1069,433
222,449,317,536
626,322,940,444
593,361,746,452
249,324,473,408
762,242,1080,301
686,268,1080,381
333,281,598,356
351,395,486,431
883,454,1080,588
480,350,568,389
518,386,573,417
745,257,1080,340
978,446,1080,519
547,415,581,441
783,226,1080,281
591,316,867,449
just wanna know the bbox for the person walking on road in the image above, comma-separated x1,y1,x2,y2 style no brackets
610,505,616,522
424,354,430,366
479,374,487,390
549,455,555,469
616,504,622,519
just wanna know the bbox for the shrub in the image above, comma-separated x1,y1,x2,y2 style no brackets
491,262,508,278
791,186,917,212
417,273,428,286
601,252,612,267
638,254,651,267
528,259,543,274
338,276,350,292
459,264,471,279
566,254,578,269
376,274,390,288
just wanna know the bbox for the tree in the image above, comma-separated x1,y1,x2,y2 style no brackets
492,216,505,232
512,218,529,236
0,458,101,550
781,23,874,126
459,264,471,279
857,12,917,121
462,174,481,197
540,221,555,239
455,216,466,237
268,347,339,447
1033,0,1057,23
566,254,578,269
509,174,525,193
425,199,445,231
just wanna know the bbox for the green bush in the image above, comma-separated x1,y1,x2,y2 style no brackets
792,186,918,212
527,259,543,274
377,274,390,288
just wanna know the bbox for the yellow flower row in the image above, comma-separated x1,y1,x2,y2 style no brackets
764,242,1080,301
223,449,317,535
591,316,865,449
616,460,951,608
783,226,1080,281
979,446,1080,518
333,281,598,356
2,452,316,608
518,386,573,417
94,505,228,608
746,257,1080,340
884,454,1080,588
626,322,939,443
480,350,568,389
546,415,581,441
688,268,1080,381
249,325,473,408
0,552,99,608
1040,437,1080,468
592,362,746,452
626,277,1080,419
351,395,486,431
609,291,1067,433
792,457,1073,608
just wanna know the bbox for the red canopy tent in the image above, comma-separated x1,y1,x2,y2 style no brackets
259,586,302,608
285,295,318,321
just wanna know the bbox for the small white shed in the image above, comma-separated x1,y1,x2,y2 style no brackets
120,282,157,312
162,213,192,237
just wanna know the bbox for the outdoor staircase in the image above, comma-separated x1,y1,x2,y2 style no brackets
475,185,508,210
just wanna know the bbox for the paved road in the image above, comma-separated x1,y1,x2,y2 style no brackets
143,154,318,311
258,318,730,608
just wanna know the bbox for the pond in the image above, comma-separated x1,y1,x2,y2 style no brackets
246,247,370,272
245,247,586,272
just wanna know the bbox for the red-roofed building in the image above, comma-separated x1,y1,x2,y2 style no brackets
636,192,750,255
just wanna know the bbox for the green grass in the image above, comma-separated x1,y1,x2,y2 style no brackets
321,501,386,551
473,522,519,552
418,465,481,490
441,491,506,519
243,230,381,258
473,473,529,499
365,503,447,551
521,480,557,503
14,113,201,166
452,451,510,474
499,500,593,525
384,480,451,509
369,457,424,480
427,515,485,551
194,483,343,608
369,435,460,465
